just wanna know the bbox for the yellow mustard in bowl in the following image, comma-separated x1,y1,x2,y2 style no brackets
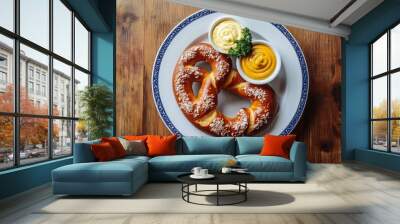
211,19,242,53
240,44,276,80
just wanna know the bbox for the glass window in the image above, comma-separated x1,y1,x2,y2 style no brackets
372,33,387,76
372,77,387,119
20,0,49,49
0,0,91,170
0,116,14,169
28,67,34,79
35,70,40,80
391,120,400,153
391,24,400,70
28,81,34,93
371,25,400,154
0,54,7,67
41,85,46,96
53,59,72,117
36,84,40,95
391,72,400,118
19,117,49,165
20,44,49,115
75,120,88,143
0,0,14,31
74,69,89,118
0,71,7,84
53,0,72,60
74,18,89,70
53,119,72,158
0,35,14,113
372,121,388,151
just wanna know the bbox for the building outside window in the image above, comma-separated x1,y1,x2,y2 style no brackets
0,54,7,89
41,85,46,97
28,66,34,80
0,71,7,86
35,70,40,81
0,54,7,67
35,83,40,95
28,81,34,94
370,23,400,154
0,0,91,170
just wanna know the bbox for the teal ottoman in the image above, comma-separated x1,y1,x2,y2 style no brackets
52,156,148,196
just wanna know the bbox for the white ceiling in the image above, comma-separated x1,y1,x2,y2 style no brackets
170,0,384,37
227,0,352,22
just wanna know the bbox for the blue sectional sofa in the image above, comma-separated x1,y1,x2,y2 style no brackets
52,136,307,196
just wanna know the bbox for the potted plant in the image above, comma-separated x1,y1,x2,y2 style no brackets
79,84,113,140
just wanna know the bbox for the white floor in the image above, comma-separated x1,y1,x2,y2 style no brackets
1,162,400,224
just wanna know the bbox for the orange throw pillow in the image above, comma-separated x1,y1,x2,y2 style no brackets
124,135,148,141
91,142,117,161
101,137,126,158
146,135,177,157
260,134,296,159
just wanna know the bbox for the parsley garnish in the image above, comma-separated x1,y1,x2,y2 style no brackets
228,27,252,57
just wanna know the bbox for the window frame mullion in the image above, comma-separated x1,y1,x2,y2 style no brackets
13,0,21,167
48,0,54,160
387,29,392,153
71,9,76,159
0,0,92,171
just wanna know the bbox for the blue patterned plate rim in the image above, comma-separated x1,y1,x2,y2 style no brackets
152,9,309,136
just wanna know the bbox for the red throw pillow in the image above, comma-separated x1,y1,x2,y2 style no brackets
91,142,117,161
146,135,177,157
124,135,148,141
260,134,296,159
101,137,126,158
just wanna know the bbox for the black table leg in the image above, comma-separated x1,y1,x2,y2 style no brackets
181,184,183,199
187,184,190,202
245,183,247,201
195,184,198,192
216,184,219,206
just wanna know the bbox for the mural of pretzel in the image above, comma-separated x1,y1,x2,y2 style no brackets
173,43,276,136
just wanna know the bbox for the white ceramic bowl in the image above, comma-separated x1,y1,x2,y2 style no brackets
236,40,281,85
208,16,242,54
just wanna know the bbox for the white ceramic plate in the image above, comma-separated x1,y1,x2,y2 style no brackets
190,174,215,179
152,10,309,136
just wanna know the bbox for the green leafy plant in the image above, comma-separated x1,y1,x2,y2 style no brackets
79,84,113,140
228,27,252,57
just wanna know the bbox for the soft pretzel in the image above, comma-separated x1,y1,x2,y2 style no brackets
173,43,276,136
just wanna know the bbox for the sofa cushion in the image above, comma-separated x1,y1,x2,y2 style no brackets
260,135,296,159
149,154,235,172
118,155,150,162
181,136,235,155
91,142,118,161
53,158,147,183
146,135,177,157
124,135,148,141
236,137,263,155
73,140,100,163
118,138,147,156
101,137,127,158
236,155,293,172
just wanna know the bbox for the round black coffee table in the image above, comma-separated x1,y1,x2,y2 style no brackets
177,173,255,206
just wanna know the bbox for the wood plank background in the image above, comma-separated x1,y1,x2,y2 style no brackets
116,0,342,163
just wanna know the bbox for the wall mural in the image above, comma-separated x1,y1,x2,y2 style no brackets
152,10,309,137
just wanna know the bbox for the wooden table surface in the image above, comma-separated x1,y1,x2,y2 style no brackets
116,0,342,163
